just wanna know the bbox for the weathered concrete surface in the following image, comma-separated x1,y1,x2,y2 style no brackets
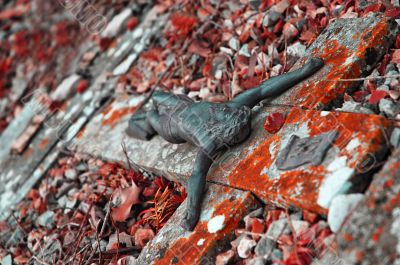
71,16,395,212
211,108,391,215
335,148,400,265
72,94,392,215
69,95,197,184
0,94,50,163
136,183,258,264
271,14,396,109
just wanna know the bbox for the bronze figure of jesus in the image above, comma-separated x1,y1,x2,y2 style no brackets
126,57,324,230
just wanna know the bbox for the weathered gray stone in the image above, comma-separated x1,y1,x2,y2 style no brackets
327,193,364,233
135,184,257,264
336,149,400,265
379,98,399,118
337,101,375,114
1,254,12,265
270,15,395,109
391,128,400,148
37,211,55,229
254,236,275,258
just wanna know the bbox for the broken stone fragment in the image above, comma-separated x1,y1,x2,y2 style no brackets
239,44,250,57
379,98,400,118
101,8,133,38
254,236,274,258
237,236,257,258
215,249,235,265
37,211,55,229
327,193,364,233
10,115,45,154
50,74,81,102
228,37,240,51
1,254,12,265
390,128,400,148
64,168,77,180
276,131,338,171
337,101,374,114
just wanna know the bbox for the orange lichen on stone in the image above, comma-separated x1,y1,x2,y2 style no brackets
225,109,391,215
102,106,138,127
154,193,255,265
287,18,390,109
38,138,49,150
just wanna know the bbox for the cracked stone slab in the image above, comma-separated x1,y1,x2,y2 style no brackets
270,14,396,109
0,92,51,163
334,148,400,265
72,94,392,216
69,95,197,184
209,108,391,215
136,183,258,264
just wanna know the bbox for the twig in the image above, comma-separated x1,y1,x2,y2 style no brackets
285,209,301,265
10,212,28,235
65,202,93,262
84,201,111,265
32,256,51,265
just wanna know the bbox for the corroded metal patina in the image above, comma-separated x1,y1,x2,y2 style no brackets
126,57,324,230
276,131,339,171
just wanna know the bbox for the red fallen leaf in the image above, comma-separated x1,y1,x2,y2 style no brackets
127,17,139,31
385,7,400,18
299,30,317,46
250,218,265,240
273,19,285,34
98,37,113,51
111,182,142,222
264,112,285,134
392,49,400,64
188,40,211,58
76,80,88,94
284,246,314,265
395,35,400,49
266,210,283,226
283,23,299,39
366,80,376,92
363,4,385,14
240,76,261,90
154,176,169,190
369,90,388,104
128,222,142,236
239,29,251,43
170,12,198,37
142,186,157,197
303,210,318,223
141,48,163,61
202,63,212,77
352,90,369,102
134,228,155,248
377,54,391,75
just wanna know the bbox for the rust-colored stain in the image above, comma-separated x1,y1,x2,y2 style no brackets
289,18,389,109
38,138,49,150
154,193,256,265
76,127,86,139
23,147,33,158
226,109,391,215
102,106,138,127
